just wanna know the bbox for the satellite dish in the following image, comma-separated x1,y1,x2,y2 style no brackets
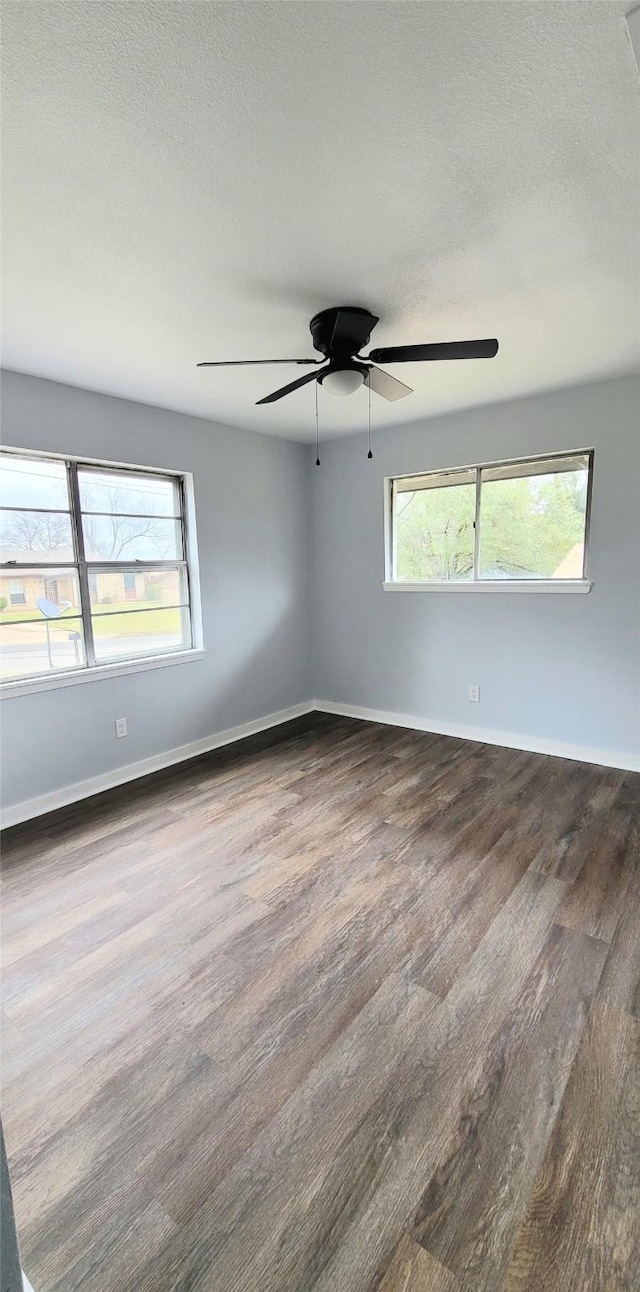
37,597,64,618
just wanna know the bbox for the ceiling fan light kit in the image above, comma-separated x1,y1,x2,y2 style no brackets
319,367,365,396
197,306,499,460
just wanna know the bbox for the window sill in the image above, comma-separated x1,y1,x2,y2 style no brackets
382,580,593,594
0,648,206,699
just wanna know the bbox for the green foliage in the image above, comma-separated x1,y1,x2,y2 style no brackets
479,472,585,577
0,597,7,611
395,483,475,581
145,582,162,601
395,470,587,581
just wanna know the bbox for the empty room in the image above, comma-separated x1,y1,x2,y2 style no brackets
1,3,639,1291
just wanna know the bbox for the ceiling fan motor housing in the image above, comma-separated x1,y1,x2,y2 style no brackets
309,306,378,359
198,305,497,404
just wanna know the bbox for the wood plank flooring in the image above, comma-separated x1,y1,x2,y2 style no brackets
1,713,639,1292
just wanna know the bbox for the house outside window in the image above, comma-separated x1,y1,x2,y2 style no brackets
0,451,198,684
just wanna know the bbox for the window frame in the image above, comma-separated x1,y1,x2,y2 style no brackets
384,448,594,593
1,448,204,696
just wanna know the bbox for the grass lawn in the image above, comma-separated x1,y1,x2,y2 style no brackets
1,601,182,637
92,603,182,636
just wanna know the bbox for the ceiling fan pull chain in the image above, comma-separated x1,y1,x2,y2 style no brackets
367,380,373,460
315,380,320,466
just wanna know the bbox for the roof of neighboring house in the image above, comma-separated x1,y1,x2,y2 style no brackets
552,544,584,578
1,549,75,569
1,554,177,576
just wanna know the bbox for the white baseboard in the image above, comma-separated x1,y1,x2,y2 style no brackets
314,699,640,773
1,701,315,829
4,696,637,828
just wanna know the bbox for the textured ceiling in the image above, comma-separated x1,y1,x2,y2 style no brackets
2,1,639,443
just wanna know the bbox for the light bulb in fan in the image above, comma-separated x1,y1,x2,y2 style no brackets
320,368,365,396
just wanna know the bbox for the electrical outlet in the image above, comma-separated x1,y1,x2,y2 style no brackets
468,685,480,703
115,717,128,738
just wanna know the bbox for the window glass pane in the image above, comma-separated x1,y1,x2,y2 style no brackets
394,480,476,581
0,454,69,510
92,607,190,662
0,569,81,621
478,461,589,580
78,469,179,517
82,514,181,561
88,567,187,613
0,617,85,681
0,454,194,683
0,510,75,562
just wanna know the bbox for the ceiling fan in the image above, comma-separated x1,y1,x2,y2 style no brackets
197,306,499,405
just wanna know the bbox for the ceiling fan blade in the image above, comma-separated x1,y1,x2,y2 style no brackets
364,365,413,402
330,308,379,353
256,367,326,405
197,358,320,368
368,338,499,364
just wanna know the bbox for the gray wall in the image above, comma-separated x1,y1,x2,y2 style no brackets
2,370,638,817
310,374,640,765
1,370,311,813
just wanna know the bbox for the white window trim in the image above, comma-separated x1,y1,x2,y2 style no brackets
1,446,204,695
382,580,592,593
383,447,594,591
0,647,207,699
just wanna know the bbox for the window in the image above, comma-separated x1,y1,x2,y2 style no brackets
1,451,197,685
387,451,593,589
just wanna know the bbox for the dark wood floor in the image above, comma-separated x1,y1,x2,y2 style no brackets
2,714,639,1292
